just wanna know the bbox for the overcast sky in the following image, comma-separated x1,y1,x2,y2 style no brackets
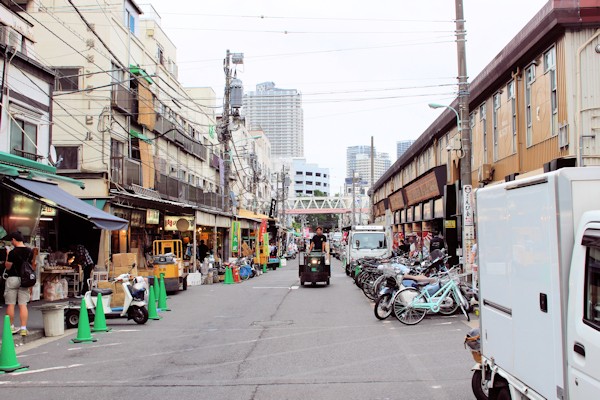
145,0,549,194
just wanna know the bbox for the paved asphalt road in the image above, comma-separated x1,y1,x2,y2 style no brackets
0,257,477,400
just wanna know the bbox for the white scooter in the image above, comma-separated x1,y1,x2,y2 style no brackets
65,273,149,328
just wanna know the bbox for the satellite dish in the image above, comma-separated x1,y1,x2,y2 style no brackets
48,145,57,165
176,218,190,232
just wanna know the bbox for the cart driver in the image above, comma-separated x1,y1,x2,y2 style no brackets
308,227,327,253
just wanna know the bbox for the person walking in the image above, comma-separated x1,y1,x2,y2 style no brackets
429,232,446,253
73,244,94,297
197,240,209,263
3,231,32,336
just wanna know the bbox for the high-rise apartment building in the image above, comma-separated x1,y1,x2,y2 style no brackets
355,153,391,184
396,140,415,159
242,82,304,158
346,145,372,177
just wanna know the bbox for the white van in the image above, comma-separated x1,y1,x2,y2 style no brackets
473,167,600,400
344,225,391,276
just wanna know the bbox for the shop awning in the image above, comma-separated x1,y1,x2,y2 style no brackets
238,208,271,221
129,129,153,144
7,178,128,231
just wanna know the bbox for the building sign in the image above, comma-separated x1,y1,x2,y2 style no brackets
423,200,433,221
268,198,277,218
403,166,446,206
146,209,160,224
445,220,456,229
463,185,474,226
388,189,405,211
41,205,56,217
414,204,422,222
164,216,194,231
434,198,444,219
231,221,240,254
130,210,145,228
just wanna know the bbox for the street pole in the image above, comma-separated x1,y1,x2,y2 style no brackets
351,170,356,226
222,49,232,213
455,0,474,269
281,165,286,228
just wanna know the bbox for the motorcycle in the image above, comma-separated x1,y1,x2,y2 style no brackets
65,272,149,328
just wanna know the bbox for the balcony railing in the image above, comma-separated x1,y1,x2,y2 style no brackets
156,173,225,210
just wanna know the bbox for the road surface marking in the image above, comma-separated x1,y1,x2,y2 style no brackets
14,363,84,375
68,342,122,351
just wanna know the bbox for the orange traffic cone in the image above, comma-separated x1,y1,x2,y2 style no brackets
0,315,28,374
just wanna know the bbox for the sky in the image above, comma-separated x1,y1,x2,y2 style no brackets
145,0,549,194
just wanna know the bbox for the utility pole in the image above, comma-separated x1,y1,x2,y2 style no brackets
455,0,473,265
281,165,287,228
220,50,244,213
351,170,356,226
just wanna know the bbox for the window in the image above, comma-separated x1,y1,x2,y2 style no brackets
10,119,37,160
545,47,558,137
526,64,536,147
480,104,487,163
111,139,124,185
156,46,165,66
508,80,517,153
493,93,501,161
584,245,600,330
306,171,313,176
296,171,303,175
295,180,303,185
306,181,313,185
126,9,135,34
55,67,80,91
55,146,79,170
316,182,321,186
316,172,321,177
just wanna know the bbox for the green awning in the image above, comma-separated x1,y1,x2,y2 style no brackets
27,170,85,189
0,164,19,177
83,199,107,210
0,151,56,174
129,65,154,85
129,129,152,144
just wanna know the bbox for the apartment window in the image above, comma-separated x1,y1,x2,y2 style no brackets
110,139,124,185
295,180,303,185
316,182,322,186
316,172,321,177
10,119,37,160
493,93,501,161
126,9,135,34
55,146,80,170
157,46,165,66
306,181,313,185
55,67,80,91
480,104,487,163
526,64,536,147
296,171,303,175
306,171,313,176
508,80,517,153
545,47,558,137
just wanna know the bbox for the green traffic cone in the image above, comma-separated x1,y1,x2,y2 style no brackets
158,274,171,311
153,276,160,304
223,266,234,284
262,263,267,273
92,293,111,333
0,315,28,374
71,298,97,343
278,259,282,268
148,285,161,320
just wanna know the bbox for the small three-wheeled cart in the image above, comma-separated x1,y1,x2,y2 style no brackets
299,251,330,286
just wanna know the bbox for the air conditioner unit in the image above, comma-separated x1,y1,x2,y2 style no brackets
558,123,569,149
477,164,494,183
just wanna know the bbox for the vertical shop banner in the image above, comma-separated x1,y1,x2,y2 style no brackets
262,233,269,263
462,184,475,272
231,221,240,254
259,219,267,237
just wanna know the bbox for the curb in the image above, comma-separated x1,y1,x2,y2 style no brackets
0,328,45,348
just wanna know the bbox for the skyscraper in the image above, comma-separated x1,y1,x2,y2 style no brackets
396,140,415,159
242,82,304,158
346,145,372,177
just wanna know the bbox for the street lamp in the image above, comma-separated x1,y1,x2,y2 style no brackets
428,103,464,158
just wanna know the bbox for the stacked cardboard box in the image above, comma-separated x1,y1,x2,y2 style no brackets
111,253,138,278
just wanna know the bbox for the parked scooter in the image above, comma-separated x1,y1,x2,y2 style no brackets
65,272,149,328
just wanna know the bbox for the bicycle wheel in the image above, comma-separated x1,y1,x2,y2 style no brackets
374,293,393,320
437,293,460,315
393,287,426,325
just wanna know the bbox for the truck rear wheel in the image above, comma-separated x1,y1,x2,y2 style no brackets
471,370,488,400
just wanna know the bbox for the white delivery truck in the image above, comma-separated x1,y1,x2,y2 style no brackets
345,225,392,276
472,167,600,400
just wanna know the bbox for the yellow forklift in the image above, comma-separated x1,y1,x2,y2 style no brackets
150,239,188,293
